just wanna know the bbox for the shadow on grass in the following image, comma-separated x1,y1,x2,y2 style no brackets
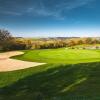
0,62,100,100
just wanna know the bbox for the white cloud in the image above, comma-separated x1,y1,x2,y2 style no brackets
0,0,95,18
0,11,22,16
25,0,95,19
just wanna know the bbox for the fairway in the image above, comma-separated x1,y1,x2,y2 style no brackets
1,0,100,99
14,48,100,64
0,49,100,100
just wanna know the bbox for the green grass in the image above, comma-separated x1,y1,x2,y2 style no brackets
70,44,100,48
0,48,100,100
13,48,100,64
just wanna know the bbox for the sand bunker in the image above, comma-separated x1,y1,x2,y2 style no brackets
0,51,45,72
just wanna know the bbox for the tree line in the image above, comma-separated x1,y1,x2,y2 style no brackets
0,29,100,51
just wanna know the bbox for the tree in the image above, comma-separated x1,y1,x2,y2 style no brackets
0,29,13,50
85,38,93,44
67,40,76,46
77,40,83,45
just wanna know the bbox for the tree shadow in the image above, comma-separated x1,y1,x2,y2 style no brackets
0,62,100,100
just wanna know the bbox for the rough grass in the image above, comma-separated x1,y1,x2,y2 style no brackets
0,48,100,100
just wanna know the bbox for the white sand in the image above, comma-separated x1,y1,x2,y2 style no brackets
0,51,45,72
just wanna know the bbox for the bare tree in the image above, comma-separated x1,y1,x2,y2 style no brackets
0,29,13,50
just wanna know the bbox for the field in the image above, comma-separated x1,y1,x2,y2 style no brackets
0,48,100,100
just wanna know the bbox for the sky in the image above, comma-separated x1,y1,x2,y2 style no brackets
0,0,100,37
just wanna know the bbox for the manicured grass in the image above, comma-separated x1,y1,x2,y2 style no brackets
13,48,100,64
0,63,100,100
0,48,100,100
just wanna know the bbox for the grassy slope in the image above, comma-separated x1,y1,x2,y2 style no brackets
0,49,100,100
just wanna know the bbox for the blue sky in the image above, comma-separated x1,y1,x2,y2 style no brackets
0,0,100,37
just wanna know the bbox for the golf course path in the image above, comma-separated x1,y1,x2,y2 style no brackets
0,51,45,72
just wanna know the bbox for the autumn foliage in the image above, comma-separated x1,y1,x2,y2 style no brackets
0,29,100,51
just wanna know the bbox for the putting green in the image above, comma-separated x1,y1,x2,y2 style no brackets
13,48,100,64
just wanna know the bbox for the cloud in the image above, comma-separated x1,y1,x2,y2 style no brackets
0,0,95,18
0,11,22,16
25,0,95,19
